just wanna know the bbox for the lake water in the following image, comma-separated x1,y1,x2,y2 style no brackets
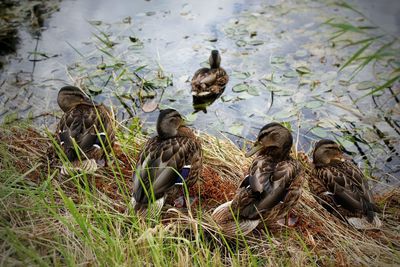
0,0,399,190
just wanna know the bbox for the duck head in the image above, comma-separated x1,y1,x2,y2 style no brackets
157,109,185,138
313,139,345,166
57,86,92,112
209,50,221,69
245,122,293,158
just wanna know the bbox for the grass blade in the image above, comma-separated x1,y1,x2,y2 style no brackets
339,41,372,71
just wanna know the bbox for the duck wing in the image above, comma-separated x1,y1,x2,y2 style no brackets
191,68,210,86
256,159,301,212
133,136,196,205
320,162,377,221
340,161,377,208
191,68,228,94
215,68,229,87
57,104,113,161
234,158,300,219
309,169,338,212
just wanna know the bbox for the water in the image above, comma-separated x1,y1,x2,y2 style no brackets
0,0,399,189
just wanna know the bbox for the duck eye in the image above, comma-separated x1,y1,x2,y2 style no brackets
169,116,179,124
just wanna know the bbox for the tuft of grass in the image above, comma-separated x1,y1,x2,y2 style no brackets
1,123,400,266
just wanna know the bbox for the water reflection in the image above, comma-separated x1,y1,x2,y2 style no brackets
192,93,223,113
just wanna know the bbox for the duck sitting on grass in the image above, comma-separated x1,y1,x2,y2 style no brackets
191,50,229,98
309,139,382,229
212,122,304,236
56,86,115,175
132,109,202,219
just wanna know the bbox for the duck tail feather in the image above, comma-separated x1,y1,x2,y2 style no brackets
133,196,166,220
212,201,260,236
60,159,98,176
347,215,382,230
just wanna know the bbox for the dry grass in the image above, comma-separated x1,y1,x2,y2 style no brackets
0,125,399,266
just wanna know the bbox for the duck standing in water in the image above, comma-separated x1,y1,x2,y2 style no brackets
191,50,229,98
310,139,382,229
56,86,115,174
212,123,304,235
132,109,202,219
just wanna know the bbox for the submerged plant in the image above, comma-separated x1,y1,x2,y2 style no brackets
324,2,400,100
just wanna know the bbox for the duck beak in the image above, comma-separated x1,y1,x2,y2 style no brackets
332,153,347,162
81,93,93,104
245,142,263,157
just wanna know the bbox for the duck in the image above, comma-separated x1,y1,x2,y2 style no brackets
56,86,115,174
310,139,382,229
191,50,229,98
132,109,202,219
212,122,304,235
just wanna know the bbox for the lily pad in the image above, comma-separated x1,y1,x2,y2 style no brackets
97,63,106,70
320,71,337,81
299,79,312,86
184,113,198,123
273,109,297,120
142,100,158,113
247,85,259,96
237,93,254,100
335,136,355,150
232,71,251,79
356,81,375,90
139,90,156,99
224,27,235,36
295,50,308,58
310,127,328,138
149,79,166,88
296,66,311,74
128,41,144,50
88,20,102,26
283,71,298,78
235,40,247,47
304,100,323,109
262,73,274,82
221,95,234,102
229,123,244,136
264,85,294,96
88,86,102,95
232,83,259,96
205,36,218,42
248,40,264,46
270,56,286,65
339,80,350,86
232,83,249,92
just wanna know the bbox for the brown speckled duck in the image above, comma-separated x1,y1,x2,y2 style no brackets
310,139,382,229
191,50,229,97
56,86,115,174
212,122,304,235
132,109,202,219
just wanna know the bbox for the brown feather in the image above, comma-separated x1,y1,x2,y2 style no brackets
310,140,381,227
56,101,115,164
191,66,228,96
132,123,202,211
